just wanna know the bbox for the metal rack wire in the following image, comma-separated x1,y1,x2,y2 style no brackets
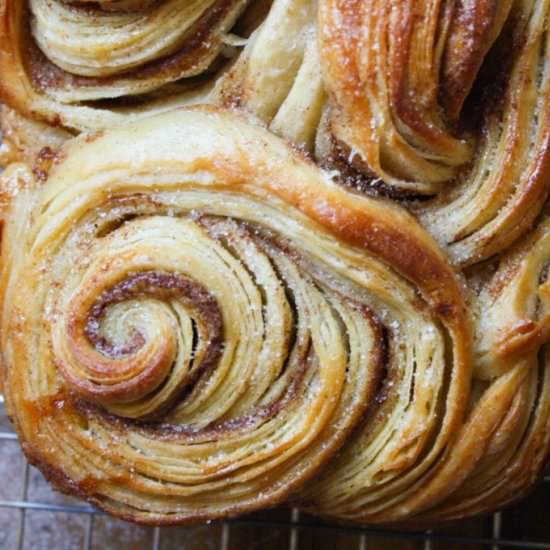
1,391,549,550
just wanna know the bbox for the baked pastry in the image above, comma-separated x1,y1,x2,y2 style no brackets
0,104,72,166
2,106,549,525
1,0,550,530
1,106,472,524
302,213,550,522
212,0,325,152
0,0,251,130
413,0,550,266
217,0,550,268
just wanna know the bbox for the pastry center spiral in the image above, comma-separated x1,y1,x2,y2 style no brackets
0,108,474,524
57,269,223,412
49,210,381,427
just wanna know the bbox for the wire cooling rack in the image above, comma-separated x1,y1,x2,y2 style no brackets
1,391,549,550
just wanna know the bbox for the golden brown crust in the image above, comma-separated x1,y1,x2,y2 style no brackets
1,0,550,529
25,0,237,89
0,107,471,525
317,0,481,194
0,103,72,167
214,0,550,268
0,0,249,130
324,0,550,267
439,1,512,121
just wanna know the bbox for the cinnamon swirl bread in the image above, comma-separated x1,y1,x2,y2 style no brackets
1,0,550,530
0,0,251,131
0,107,472,524
216,0,550,266
2,106,549,526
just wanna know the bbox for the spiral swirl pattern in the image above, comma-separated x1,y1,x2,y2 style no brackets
299,203,550,523
2,0,550,526
0,0,249,130
214,0,550,267
303,231,550,523
0,107,474,523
